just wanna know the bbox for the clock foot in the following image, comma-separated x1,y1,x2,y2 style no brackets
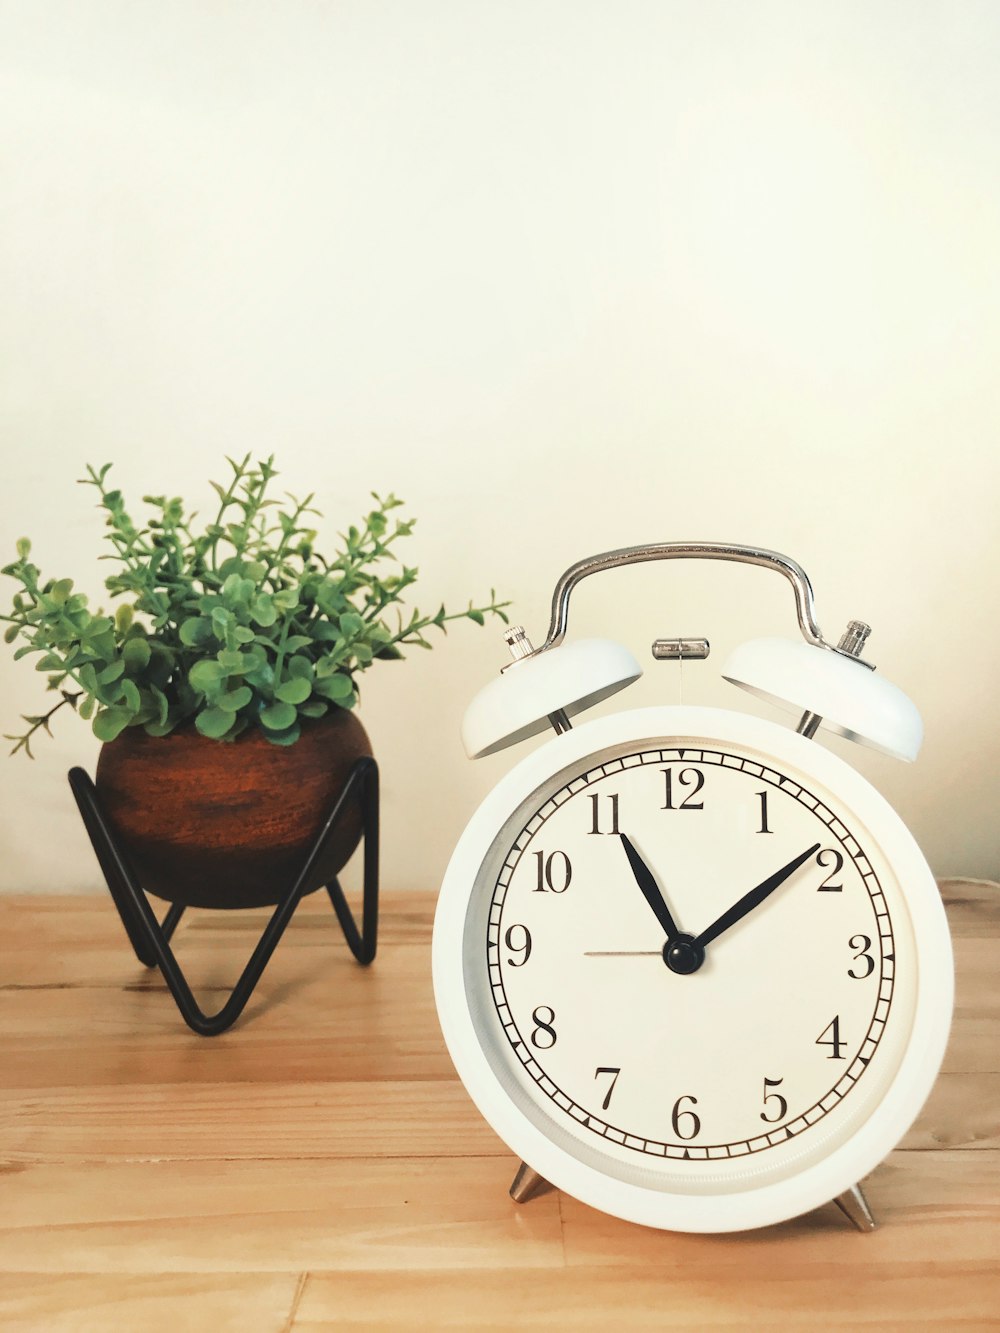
833,1182,876,1232
509,1161,551,1204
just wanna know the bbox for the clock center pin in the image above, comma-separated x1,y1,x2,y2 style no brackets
663,933,705,975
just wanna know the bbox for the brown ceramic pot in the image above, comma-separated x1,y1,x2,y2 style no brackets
94,710,372,910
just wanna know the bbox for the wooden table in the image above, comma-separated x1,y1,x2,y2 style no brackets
1,880,997,1330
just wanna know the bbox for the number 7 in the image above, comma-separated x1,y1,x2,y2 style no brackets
594,1066,621,1110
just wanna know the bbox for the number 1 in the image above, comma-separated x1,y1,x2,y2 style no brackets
756,790,773,834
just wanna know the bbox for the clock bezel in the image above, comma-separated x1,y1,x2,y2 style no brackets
432,705,954,1233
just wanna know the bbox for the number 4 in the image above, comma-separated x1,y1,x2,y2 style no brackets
816,1015,847,1059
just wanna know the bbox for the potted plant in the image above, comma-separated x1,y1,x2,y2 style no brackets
2,455,509,910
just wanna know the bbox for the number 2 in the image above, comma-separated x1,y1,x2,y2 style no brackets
816,848,845,892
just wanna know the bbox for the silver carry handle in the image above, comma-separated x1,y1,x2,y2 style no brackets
537,542,850,657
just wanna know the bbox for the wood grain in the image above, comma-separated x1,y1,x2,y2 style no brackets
0,879,997,1330
0,1275,300,1333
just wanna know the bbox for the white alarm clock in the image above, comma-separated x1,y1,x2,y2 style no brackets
433,543,953,1233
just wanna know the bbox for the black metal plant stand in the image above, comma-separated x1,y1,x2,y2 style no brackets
67,756,379,1036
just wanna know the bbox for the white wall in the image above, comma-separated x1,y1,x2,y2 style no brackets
1,0,998,894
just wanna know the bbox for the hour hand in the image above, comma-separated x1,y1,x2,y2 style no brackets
618,833,681,943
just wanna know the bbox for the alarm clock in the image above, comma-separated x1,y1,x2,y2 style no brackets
432,542,953,1234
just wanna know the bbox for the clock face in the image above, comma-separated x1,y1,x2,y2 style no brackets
435,707,952,1230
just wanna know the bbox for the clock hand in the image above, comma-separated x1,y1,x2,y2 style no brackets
618,833,681,943
693,843,821,951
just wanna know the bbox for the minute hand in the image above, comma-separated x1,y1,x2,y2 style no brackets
693,843,821,951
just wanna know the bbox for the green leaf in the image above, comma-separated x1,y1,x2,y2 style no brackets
338,612,364,638
226,577,254,606
313,673,355,702
195,706,236,739
188,660,226,695
118,679,141,713
78,695,96,720
97,659,126,684
275,677,311,705
222,572,245,602
149,684,169,727
122,637,151,673
4,623,20,644
49,578,74,606
15,537,30,559
315,654,342,678
260,700,297,731
81,614,114,641
115,604,134,633
92,707,132,742
286,655,314,680
218,685,253,713
143,717,178,738
218,648,246,671
250,594,277,627
179,617,212,648
262,722,301,747
310,622,342,642
297,699,328,719
244,661,274,691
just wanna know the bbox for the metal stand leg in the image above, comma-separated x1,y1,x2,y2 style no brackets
509,1161,551,1204
67,756,379,1036
833,1182,876,1232
508,1158,876,1228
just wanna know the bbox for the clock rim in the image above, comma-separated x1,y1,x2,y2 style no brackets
432,704,954,1233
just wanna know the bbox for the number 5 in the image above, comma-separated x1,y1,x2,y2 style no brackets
760,1076,788,1123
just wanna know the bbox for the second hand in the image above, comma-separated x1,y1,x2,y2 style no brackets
584,949,661,956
